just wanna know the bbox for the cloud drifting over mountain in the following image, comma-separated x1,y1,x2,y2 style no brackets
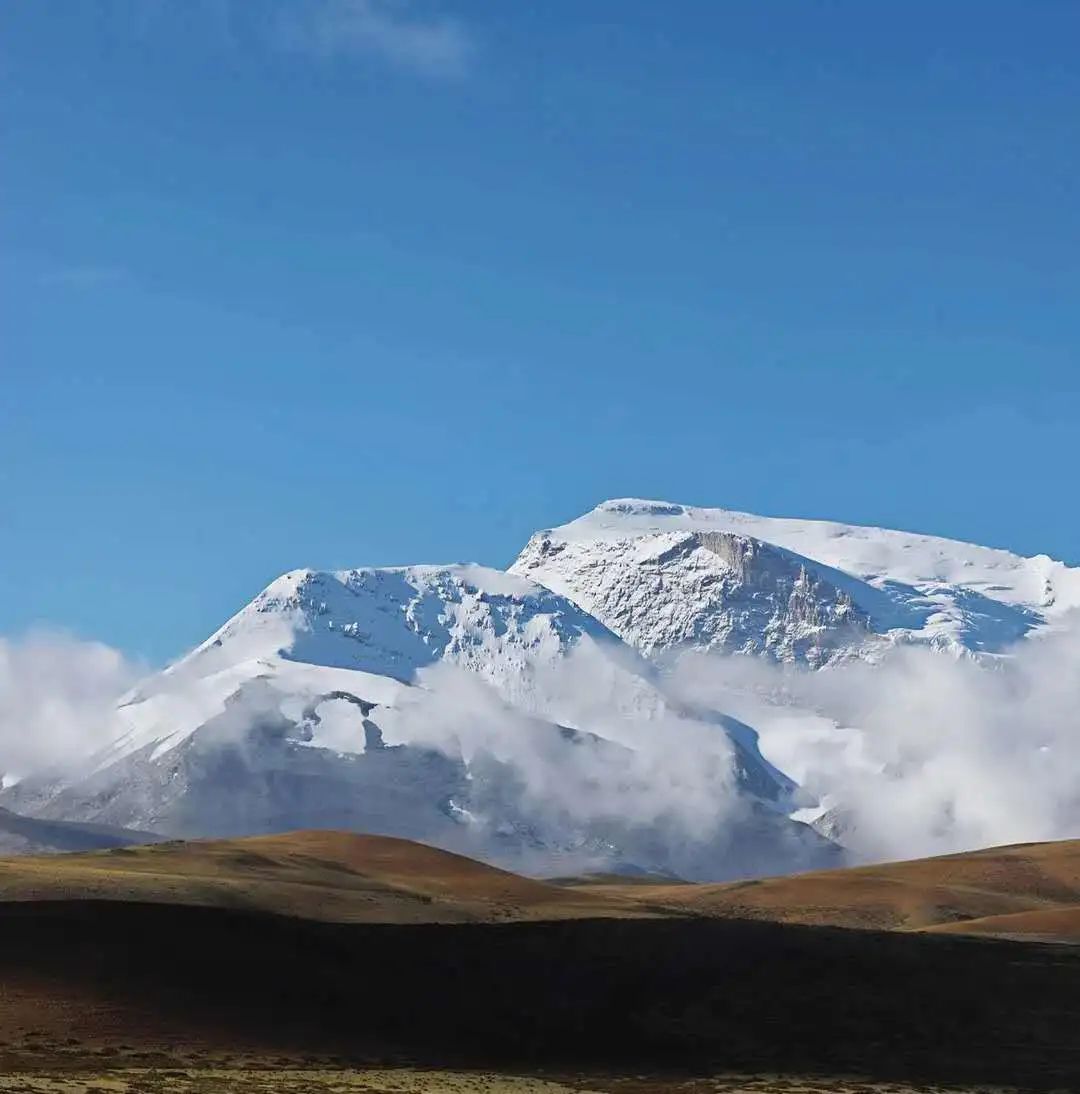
0,632,139,781
377,657,742,843
670,615,1080,862
4,609,1079,870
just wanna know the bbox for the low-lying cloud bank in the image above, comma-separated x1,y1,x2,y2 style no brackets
3,618,1078,869
0,631,140,782
669,614,1080,862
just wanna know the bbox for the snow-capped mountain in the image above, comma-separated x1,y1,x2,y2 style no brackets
12,497,1066,877
4,564,834,880
512,498,1080,663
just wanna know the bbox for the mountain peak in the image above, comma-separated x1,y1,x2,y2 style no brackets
12,496,1075,884
6,547,824,881
513,499,1080,661
593,498,692,518
183,562,618,685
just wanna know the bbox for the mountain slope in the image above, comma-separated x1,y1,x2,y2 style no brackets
0,830,641,923
102,563,628,767
0,806,156,855
925,904,1080,943
511,498,1080,662
569,837,1080,933
1,900,1077,1088
0,834,1077,1087
3,565,835,880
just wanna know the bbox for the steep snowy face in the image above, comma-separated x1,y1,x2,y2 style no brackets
92,563,643,770
511,499,1080,661
2,560,833,880
514,526,871,665
184,564,618,685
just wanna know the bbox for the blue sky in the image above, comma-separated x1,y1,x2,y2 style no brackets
3,1,1078,663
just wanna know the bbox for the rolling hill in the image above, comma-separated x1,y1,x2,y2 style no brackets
925,904,1080,943
567,836,1080,935
0,832,1076,1088
1,827,1077,939
0,829,644,924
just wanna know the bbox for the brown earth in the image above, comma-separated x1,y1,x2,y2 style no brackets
7,830,1080,938
0,831,649,924
0,1069,1035,1093
0,833,1078,1090
571,838,1080,935
925,902,1080,942
0,900,1077,1089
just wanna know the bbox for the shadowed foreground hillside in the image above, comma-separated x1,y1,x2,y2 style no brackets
0,899,1077,1089
0,832,1078,1090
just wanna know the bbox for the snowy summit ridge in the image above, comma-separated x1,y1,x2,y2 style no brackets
511,498,1080,662
85,562,640,776
185,563,619,685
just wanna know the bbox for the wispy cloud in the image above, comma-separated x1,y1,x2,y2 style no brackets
276,0,474,79
669,614,1080,864
0,631,140,781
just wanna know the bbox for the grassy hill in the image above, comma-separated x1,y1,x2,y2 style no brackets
0,830,652,923
567,837,1080,935
0,832,1078,1090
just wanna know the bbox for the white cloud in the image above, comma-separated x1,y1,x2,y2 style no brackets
277,0,473,78
376,658,741,841
9,604,1079,876
0,632,140,782
668,618,1080,863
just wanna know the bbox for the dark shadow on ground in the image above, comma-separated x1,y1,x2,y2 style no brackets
0,901,1076,1089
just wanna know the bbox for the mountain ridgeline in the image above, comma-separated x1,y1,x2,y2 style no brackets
4,499,1077,880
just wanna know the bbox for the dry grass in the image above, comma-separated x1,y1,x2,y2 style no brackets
0,1070,1028,1094
0,835,1077,1089
5,830,1079,940
0,900,1075,1089
0,831,648,925
0,1068,597,1093
574,838,1080,936
925,902,1080,942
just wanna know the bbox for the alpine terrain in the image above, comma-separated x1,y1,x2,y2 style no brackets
512,498,1080,663
6,499,1078,880
2,563,831,880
